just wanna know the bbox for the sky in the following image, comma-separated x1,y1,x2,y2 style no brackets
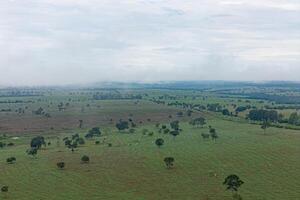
0,0,300,86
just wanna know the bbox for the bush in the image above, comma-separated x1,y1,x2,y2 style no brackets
81,155,90,163
95,141,100,145
1,186,8,192
6,157,16,164
57,162,65,169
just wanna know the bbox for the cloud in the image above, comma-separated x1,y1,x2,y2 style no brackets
0,0,299,86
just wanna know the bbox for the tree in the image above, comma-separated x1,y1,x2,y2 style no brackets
222,109,230,116
164,157,175,169
85,127,101,138
57,162,65,169
209,128,218,141
170,130,179,139
116,120,129,131
30,136,45,149
77,138,85,145
223,174,244,192
201,133,210,140
6,157,16,164
27,148,38,157
155,138,164,148
189,117,206,128
261,120,270,135
1,186,8,193
81,155,90,163
170,120,179,130
79,120,83,128
288,112,300,125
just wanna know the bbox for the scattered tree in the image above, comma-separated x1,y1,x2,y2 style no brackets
261,120,270,135
30,136,45,149
223,174,244,192
1,186,8,193
164,157,175,169
155,138,164,148
116,120,129,131
26,148,38,157
85,127,101,138
170,120,179,131
189,117,206,128
81,155,90,163
6,157,16,164
57,162,65,169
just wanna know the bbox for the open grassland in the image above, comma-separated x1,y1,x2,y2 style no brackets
1,87,300,199
1,119,300,200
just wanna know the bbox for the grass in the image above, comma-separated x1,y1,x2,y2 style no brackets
1,119,300,200
0,88,300,199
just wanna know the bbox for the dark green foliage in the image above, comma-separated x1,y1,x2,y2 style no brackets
155,138,164,148
57,162,65,169
163,128,170,134
170,120,179,130
27,148,38,157
1,186,8,192
187,110,193,116
164,157,175,169
222,109,230,116
77,138,85,145
223,175,244,192
6,157,16,164
30,136,45,149
79,119,83,128
170,130,179,138
7,142,14,147
261,120,270,134
81,155,90,163
189,117,206,127
209,128,218,141
235,106,250,112
85,127,101,138
248,109,278,122
95,141,100,145
288,112,300,126
116,120,129,131
201,133,210,139
0,142,6,148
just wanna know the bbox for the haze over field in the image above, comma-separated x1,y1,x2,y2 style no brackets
1,0,300,86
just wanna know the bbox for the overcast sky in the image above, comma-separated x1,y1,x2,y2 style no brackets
0,0,300,86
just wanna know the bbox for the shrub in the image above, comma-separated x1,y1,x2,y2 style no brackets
81,155,90,163
6,157,16,164
57,162,65,169
1,186,8,192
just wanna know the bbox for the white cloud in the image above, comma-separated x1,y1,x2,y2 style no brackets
0,0,299,86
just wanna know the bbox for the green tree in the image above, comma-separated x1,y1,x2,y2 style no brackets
27,148,38,157
261,120,270,135
189,117,206,128
30,136,45,149
155,138,164,148
116,120,129,131
57,162,65,169
223,174,244,192
164,157,175,169
81,155,90,163
85,127,101,138
170,120,179,131
6,157,16,164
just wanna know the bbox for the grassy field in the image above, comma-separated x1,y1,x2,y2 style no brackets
0,88,300,199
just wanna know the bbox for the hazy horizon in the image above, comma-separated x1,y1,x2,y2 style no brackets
1,0,300,86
